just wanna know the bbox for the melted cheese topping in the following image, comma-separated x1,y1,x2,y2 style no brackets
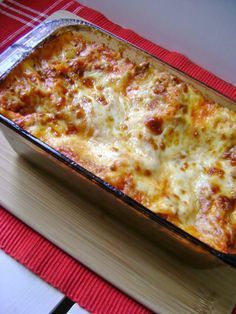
0,29,235,252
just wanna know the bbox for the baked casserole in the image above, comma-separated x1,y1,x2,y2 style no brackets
0,29,235,253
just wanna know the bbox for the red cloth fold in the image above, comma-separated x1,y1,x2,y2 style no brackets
0,0,235,100
0,1,235,313
0,207,151,313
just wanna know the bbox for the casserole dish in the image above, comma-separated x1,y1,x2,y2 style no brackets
0,19,235,267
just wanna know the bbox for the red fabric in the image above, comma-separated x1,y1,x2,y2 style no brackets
0,1,235,313
0,207,151,314
0,0,235,100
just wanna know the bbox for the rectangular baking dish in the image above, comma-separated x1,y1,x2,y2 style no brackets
0,18,235,268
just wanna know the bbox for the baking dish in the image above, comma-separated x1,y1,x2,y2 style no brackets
0,19,235,268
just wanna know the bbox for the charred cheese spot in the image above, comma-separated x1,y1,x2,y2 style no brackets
82,78,94,88
0,28,235,253
206,167,225,178
223,146,236,166
97,95,108,106
145,117,163,135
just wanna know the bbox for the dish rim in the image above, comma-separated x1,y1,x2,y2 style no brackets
0,18,235,266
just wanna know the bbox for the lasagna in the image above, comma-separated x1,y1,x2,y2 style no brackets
0,29,235,253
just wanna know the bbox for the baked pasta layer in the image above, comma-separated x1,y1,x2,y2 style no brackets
0,29,235,252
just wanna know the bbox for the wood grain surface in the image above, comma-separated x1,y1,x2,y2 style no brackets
1,126,236,314
1,11,236,314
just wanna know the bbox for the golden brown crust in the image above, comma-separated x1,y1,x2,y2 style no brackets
0,29,235,252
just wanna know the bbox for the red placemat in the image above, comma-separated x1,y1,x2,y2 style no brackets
0,206,150,314
0,0,235,100
0,1,235,313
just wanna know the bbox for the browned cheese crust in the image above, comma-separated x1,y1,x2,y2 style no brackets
0,30,235,252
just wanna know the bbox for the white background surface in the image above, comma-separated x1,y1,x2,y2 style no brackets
79,0,236,85
0,250,64,314
0,249,88,313
0,1,235,313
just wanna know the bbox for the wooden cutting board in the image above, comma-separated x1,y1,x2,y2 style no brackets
1,120,236,314
1,11,236,313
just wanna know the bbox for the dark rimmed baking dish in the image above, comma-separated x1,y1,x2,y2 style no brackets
0,18,235,268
